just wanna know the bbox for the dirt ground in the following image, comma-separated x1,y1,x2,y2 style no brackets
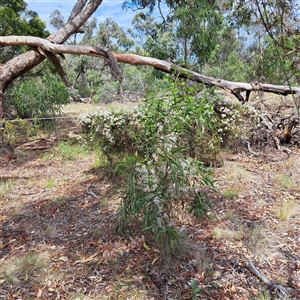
1,101,300,299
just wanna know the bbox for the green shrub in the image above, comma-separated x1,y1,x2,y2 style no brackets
11,70,69,119
80,77,258,251
2,118,39,146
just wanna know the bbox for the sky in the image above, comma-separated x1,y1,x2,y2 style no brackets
26,0,165,32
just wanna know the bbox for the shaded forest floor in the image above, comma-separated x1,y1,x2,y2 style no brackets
1,102,300,300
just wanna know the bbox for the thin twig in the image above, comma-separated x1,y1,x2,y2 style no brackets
86,185,99,199
246,141,259,156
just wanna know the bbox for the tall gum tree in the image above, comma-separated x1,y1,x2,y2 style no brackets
1,0,300,123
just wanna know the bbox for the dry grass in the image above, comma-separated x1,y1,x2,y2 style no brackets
1,252,50,284
222,161,253,181
0,179,15,200
62,101,139,117
275,199,300,221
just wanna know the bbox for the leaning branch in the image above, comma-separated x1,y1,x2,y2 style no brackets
1,35,300,102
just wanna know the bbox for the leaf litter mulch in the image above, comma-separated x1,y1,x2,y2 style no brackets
1,128,300,299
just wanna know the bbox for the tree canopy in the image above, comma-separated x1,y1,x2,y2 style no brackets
0,0,49,62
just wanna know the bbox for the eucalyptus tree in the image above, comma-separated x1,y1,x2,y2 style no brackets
96,18,135,51
129,12,157,47
229,0,300,84
49,9,65,31
0,0,49,62
0,0,105,120
171,0,224,67
126,0,224,67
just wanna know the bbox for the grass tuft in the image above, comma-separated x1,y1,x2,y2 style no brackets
221,186,240,199
41,140,89,161
275,199,299,221
0,179,15,199
1,252,49,284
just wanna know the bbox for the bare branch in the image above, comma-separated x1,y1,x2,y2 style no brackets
1,35,300,102
248,260,296,296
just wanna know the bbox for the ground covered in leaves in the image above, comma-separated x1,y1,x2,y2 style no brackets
1,103,300,300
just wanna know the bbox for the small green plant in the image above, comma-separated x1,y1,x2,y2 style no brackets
276,173,292,190
256,290,271,300
44,179,56,189
223,161,251,181
190,279,201,300
55,195,66,202
192,252,212,276
212,227,238,240
56,141,88,161
116,78,216,251
275,173,299,192
42,225,56,237
244,225,268,253
2,119,39,146
222,186,240,199
275,199,299,221
91,227,102,235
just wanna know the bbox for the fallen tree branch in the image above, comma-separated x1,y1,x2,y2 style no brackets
1,35,300,103
248,259,296,297
259,115,281,150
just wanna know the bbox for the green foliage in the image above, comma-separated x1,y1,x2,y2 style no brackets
130,12,156,47
222,186,240,199
80,108,137,161
253,37,300,85
1,118,39,146
95,81,120,103
11,67,69,119
190,279,201,300
116,78,217,250
96,18,134,51
49,9,65,31
207,51,247,82
80,73,261,251
172,0,224,65
81,77,220,251
55,141,89,161
0,0,49,62
144,25,179,60
44,179,55,189
211,97,258,153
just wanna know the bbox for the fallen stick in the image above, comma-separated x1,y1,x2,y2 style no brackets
86,185,99,199
247,260,295,297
